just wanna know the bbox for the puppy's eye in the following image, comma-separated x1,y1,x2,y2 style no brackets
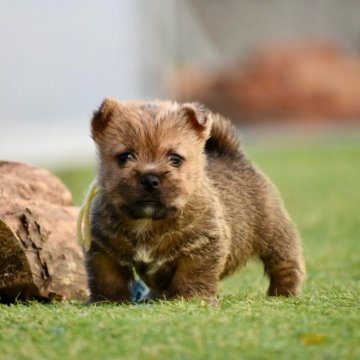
168,153,183,167
116,152,135,165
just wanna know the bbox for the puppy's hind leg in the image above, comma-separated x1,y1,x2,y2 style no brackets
260,225,305,296
263,256,305,296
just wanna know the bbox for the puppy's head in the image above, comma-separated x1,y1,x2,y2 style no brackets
91,98,212,220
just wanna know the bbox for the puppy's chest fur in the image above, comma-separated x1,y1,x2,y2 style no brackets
106,219,220,290
133,241,169,274
109,230,185,291
132,243,175,290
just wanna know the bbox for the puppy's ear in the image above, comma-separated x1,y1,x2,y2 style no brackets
179,102,212,139
91,97,119,140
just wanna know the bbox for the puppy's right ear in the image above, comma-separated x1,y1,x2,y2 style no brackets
91,97,119,140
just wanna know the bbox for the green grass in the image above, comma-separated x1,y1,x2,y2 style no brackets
1,138,359,359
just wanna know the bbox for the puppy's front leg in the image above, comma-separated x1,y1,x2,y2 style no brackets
86,243,134,304
167,253,222,305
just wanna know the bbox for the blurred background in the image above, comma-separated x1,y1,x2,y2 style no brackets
1,0,359,169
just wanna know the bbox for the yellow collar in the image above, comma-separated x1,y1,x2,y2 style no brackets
77,181,99,252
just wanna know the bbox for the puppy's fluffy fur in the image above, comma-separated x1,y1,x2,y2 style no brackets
86,98,305,304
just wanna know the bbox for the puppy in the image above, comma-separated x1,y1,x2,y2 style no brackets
85,98,305,304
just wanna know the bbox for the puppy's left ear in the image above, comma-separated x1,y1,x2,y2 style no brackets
179,102,212,139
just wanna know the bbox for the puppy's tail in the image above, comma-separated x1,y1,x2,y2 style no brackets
205,113,242,158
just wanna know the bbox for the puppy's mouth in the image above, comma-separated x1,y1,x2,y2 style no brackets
124,200,168,220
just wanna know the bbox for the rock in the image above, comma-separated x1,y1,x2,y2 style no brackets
0,161,88,303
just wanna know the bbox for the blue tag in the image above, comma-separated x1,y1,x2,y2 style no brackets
131,280,150,303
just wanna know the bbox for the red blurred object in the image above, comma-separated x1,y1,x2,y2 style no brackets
172,42,360,123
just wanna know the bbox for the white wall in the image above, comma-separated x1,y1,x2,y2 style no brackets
0,0,143,165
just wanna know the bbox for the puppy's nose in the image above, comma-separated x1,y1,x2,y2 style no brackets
140,174,160,191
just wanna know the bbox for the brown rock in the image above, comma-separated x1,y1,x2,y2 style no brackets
0,161,88,302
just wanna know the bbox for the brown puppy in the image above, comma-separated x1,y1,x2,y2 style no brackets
86,98,305,304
